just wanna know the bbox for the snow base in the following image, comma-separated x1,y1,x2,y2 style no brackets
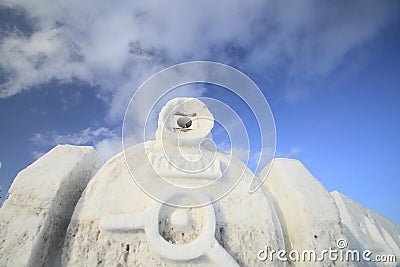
0,145,102,267
1,149,399,266
61,145,285,267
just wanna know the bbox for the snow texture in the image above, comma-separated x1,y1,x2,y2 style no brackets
60,144,285,266
0,145,102,267
332,191,400,266
263,158,353,267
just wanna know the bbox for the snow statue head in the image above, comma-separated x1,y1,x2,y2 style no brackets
151,98,220,188
155,97,214,146
122,62,277,206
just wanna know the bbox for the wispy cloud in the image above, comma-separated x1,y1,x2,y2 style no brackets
31,150,45,160
276,146,302,158
0,0,398,119
31,127,121,161
286,146,301,157
31,127,116,146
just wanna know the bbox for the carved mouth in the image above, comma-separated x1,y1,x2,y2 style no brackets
173,128,193,132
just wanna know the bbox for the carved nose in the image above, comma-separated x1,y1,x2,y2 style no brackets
177,117,192,129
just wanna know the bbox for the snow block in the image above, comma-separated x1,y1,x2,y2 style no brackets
331,191,400,265
61,147,285,267
263,158,351,267
0,145,102,267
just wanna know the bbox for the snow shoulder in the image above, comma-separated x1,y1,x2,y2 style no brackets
0,144,102,267
262,158,352,267
331,190,400,262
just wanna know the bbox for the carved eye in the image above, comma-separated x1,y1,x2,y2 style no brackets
177,116,192,129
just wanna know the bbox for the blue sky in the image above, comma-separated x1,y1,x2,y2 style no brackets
0,1,399,223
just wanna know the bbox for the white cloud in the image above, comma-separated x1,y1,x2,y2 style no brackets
31,127,121,161
0,0,397,119
226,145,275,175
32,150,45,160
231,146,250,164
276,146,302,158
284,86,311,103
287,146,301,157
31,127,116,146
94,136,122,162
0,28,90,96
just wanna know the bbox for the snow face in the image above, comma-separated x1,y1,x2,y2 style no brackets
0,145,102,267
155,97,214,147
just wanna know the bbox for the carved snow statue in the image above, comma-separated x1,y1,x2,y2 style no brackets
2,97,399,266
61,98,286,266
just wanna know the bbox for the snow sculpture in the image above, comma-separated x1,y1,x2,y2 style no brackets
98,98,278,266
0,145,102,266
61,98,285,266
2,97,399,266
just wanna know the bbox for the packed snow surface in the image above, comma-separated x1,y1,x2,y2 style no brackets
0,145,102,267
